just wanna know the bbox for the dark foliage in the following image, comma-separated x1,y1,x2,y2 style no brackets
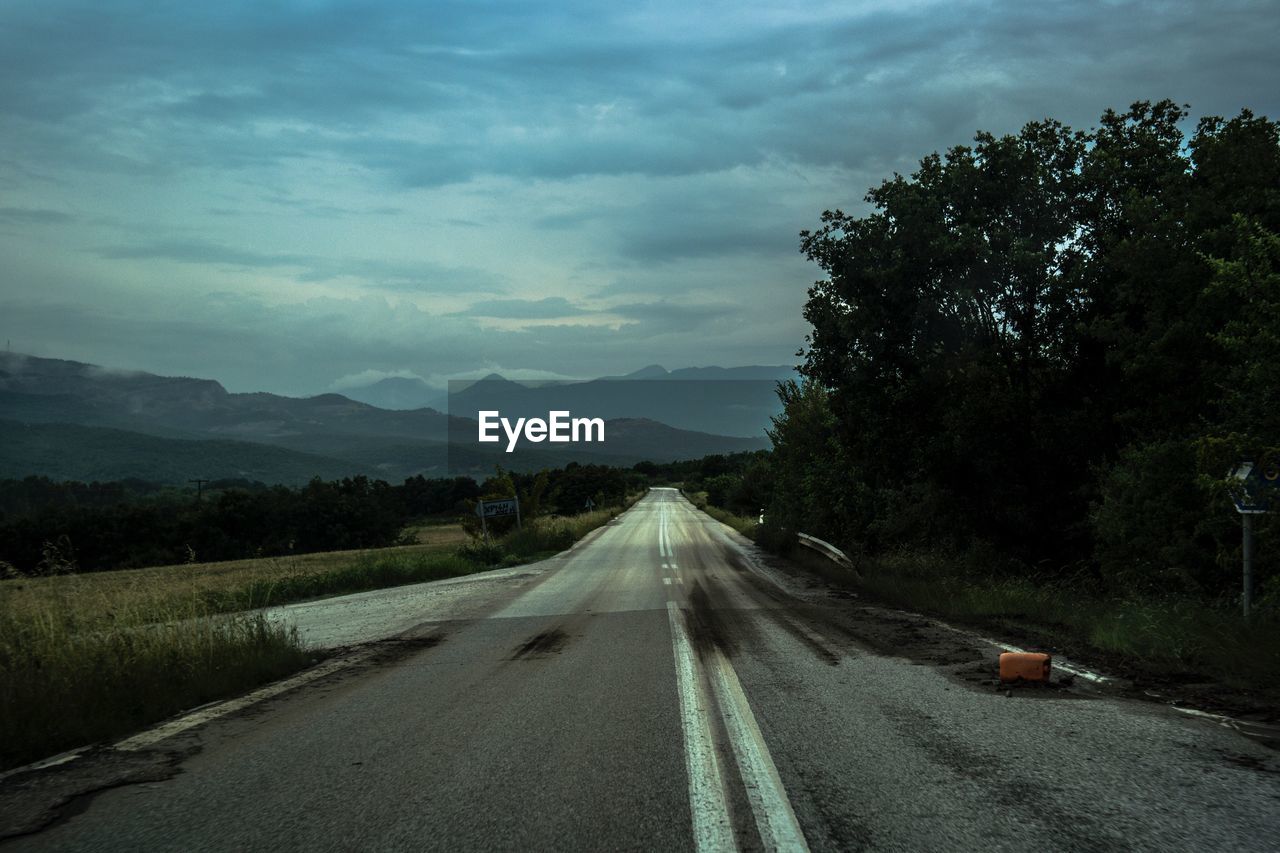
769,101,1280,602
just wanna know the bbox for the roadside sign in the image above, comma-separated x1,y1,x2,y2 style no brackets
1231,461,1272,515
476,498,519,519
1228,460,1277,621
474,496,521,544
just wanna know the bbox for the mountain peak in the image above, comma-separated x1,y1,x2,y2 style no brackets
626,364,669,379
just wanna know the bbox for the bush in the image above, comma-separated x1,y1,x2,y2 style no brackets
457,541,508,565
1091,439,1230,596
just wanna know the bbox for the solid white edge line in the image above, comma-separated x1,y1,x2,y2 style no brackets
708,647,810,853
114,647,376,751
667,601,738,853
0,746,91,782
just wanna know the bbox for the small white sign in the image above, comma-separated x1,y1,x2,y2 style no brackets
476,498,519,519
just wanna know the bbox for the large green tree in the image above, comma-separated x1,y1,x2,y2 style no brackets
780,101,1280,596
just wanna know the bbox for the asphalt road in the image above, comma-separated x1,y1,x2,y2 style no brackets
4,488,1279,851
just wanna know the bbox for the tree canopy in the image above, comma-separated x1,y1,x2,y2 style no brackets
770,101,1280,599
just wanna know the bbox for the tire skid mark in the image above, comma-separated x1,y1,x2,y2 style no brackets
509,628,571,660
685,577,746,661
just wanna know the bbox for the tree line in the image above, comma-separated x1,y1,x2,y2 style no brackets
749,100,1279,603
0,462,660,575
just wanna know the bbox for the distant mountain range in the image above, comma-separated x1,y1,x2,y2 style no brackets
0,353,779,484
445,369,791,438
340,363,797,413
340,376,446,411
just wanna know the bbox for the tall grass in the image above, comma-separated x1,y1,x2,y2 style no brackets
701,505,759,538
0,595,310,770
1,533,468,628
461,506,632,565
201,552,484,611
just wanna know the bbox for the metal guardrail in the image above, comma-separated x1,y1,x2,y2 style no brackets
796,533,858,573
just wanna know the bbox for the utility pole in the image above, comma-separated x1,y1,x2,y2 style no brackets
189,479,209,502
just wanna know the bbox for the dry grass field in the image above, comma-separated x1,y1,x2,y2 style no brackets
0,524,467,632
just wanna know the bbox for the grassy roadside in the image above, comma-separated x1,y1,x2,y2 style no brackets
1,525,469,629
1,608,309,771
682,489,760,538
858,549,1280,695
695,501,1280,707
0,502,636,771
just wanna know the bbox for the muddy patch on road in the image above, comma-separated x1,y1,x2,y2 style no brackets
510,628,570,659
685,577,749,661
726,545,1090,699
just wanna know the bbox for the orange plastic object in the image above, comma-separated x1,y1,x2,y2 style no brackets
999,652,1052,683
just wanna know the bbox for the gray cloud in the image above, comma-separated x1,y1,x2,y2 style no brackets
0,206,74,224
1,1,1277,395
610,301,739,331
464,296,587,319
98,238,505,294
99,239,306,267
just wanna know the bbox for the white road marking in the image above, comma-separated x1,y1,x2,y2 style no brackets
664,577,672,586
115,648,377,751
708,647,810,852
0,746,90,782
660,502,674,558
667,601,738,852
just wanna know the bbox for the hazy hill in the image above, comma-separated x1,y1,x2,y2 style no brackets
0,419,363,485
447,375,787,437
339,376,446,411
0,353,771,483
599,364,797,382
0,352,458,443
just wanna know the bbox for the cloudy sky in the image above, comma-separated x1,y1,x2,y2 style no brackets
1,1,1276,395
